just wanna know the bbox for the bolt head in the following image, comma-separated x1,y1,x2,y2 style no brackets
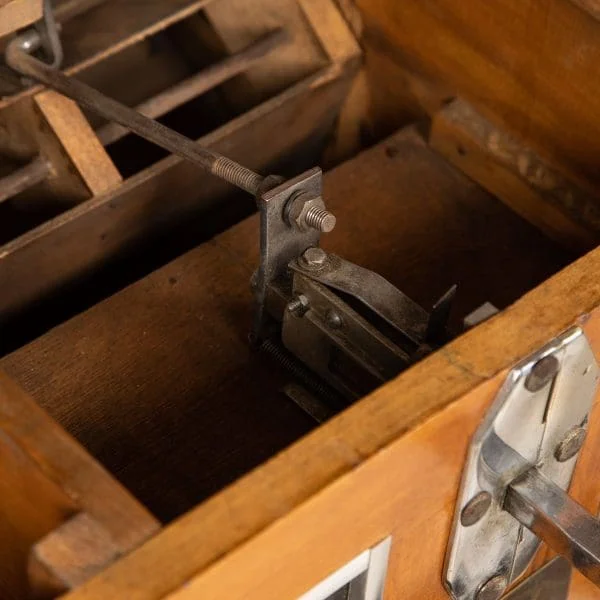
555,426,587,462
302,247,328,268
460,491,492,527
525,355,560,392
476,575,508,600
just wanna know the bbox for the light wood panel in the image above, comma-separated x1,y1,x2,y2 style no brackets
357,0,600,196
0,0,42,38
0,371,159,599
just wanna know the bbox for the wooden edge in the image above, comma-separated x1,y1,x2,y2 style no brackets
33,90,122,198
29,513,122,597
298,0,362,66
0,0,216,111
64,242,600,599
570,0,600,21
0,372,160,552
0,0,42,38
429,99,600,254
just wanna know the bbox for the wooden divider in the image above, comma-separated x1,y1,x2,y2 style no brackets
0,372,159,599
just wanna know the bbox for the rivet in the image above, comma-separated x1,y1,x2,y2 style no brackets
476,575,508,600
460,492,492,527
555,426,587,462
525,355,560,392
326,310,343,330
302,247,328,268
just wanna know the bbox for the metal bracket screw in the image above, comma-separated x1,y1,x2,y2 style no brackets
285,192,336,233
554,426,587,462
326,309,343,330
476,575,508,600
460,492,492,527
524,355,560,391
287,295,310,316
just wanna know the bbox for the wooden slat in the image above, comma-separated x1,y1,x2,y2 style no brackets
0,0,42,38
0,0,215,110
429,99,600,253
33,90,121,197
357,0,600,195
0,64,355,325
2,126,574,597
0,371,159,599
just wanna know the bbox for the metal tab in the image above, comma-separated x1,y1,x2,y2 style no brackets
504,557,571,600
444,326,599,600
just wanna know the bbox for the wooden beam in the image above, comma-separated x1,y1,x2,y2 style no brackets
0,89,121,204
429,99,600,253
357,0,600,196
0,372,159,598
0,0,42,38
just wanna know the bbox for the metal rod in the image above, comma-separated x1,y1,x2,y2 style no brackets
5,35,265,195
505,467,600,587
0,157,51,205
97,29,287,146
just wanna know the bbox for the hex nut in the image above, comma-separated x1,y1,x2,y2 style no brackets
285,192,329,232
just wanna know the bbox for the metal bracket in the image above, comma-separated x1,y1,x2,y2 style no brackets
444,326,600,600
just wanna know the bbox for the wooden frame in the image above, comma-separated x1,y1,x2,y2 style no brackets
55,242,600,599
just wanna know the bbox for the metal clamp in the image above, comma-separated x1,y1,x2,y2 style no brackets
444,326,600,600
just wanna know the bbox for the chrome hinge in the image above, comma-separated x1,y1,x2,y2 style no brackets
444,326,600,600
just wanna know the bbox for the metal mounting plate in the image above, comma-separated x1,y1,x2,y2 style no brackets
444,326,599,600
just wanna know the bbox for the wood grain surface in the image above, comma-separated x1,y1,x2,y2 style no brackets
2,127,569,526
61,240,600,599
357,0,600,196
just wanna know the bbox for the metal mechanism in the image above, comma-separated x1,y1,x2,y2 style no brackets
445,326,600,600
251,165,455,400
5,7,454,403
503,557,570,600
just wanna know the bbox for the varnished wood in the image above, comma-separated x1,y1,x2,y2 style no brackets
430,99,600,253
1,127,572,596
0,371,159,599
357,0,600,196
57,238,600,598
0,0,42,38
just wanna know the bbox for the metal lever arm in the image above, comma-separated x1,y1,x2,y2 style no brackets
505,467,600,586
5,34,265,195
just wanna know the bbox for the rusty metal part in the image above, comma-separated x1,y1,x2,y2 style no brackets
5,35,265,195
97,29,289,146
284,191,336,233
0,157,51,205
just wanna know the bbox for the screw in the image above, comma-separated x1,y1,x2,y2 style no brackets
555,426,587,462
304,206,336,233
287,295,310,316
476,575,508,600
302,247,328,268
525,355,560,392
326,309,343,330
460,492,492,527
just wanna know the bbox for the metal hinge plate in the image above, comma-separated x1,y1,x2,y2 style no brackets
444,326,600,600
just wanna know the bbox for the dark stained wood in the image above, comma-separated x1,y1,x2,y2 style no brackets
0,66,354,327
1,127,570,524
429,99,600,253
